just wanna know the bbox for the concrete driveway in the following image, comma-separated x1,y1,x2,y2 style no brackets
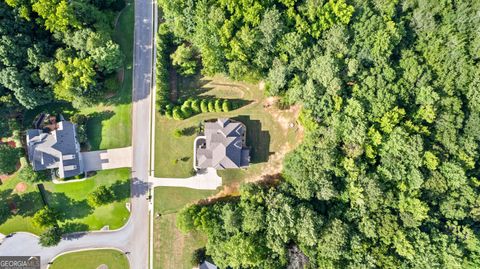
81,147,132,171
150,168,222,190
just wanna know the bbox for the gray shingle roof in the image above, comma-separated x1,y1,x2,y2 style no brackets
196,118,249,169
26,120,83,178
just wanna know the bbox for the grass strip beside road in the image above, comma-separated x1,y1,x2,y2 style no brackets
50,249,129,269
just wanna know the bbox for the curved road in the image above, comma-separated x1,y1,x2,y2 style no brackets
0,0,154,268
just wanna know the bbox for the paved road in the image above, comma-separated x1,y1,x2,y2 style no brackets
0,1,154,268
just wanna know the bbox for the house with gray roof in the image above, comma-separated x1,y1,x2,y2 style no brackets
194,118,250,170
26,120,84,178
199,260,217,269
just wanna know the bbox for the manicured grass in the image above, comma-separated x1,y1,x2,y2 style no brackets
153,187,214,269
0,168,131,235
154,75,300,184
154,187,216,215
50,249,129,269
43,168,131,231
0,159,44,235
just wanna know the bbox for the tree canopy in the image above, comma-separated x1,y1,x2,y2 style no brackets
0,0,123,110
165,0,480,268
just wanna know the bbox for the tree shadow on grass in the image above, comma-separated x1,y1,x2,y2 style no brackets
232,115,271,164
43,191,93,221
86,110,115,150
62,221,89,233
0,189,44,225
110,180,130,201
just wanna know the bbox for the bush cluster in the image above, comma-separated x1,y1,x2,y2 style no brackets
160,98,234,120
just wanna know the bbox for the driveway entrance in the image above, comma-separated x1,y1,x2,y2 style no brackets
81,147,132,172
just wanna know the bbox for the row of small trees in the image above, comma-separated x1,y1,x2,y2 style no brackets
156,24,173,106
160,98,235,120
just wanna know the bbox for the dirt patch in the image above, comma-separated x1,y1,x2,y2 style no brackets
14,182,27,193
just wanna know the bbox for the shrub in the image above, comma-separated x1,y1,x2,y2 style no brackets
215,99,223,112
165,107,173,118
173,107,185,120
183,99,192,108
191,247,206,266
174,129,183,138
19,165,48,183
0,144,20,174
208,100,215,112
170,44,198,76
33,207,59,227
39,227,62,247
222,99,232,112
191,100,201,113
200,100,209,113
87,186,115,207
181,105,193,118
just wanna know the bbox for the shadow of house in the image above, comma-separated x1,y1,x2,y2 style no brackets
86,110,115,150
231,115,271,164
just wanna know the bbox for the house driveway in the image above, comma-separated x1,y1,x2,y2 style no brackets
149,168,222,190
81,147,132,172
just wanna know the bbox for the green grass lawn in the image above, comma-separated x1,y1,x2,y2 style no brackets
0,158,44,235
0,168,130,235
43,168,131,232
154,75,300,184
50,249,129,269
153,187,214,269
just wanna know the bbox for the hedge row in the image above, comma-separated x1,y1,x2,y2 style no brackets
160,98,236,120
156,24,173,106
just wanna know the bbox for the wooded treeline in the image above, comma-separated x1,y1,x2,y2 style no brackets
0,0,124,136
159,0,480,268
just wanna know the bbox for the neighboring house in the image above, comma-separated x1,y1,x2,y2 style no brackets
194,118,250,170
26,118,84,178
199,260,217,269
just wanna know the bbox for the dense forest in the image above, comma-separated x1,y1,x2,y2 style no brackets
0,0,124,137
158,0,480,268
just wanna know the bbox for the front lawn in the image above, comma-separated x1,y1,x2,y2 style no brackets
50,249,129,269
153,187,215,269
154,75,301,185
43,168,131,232
0,168,131,235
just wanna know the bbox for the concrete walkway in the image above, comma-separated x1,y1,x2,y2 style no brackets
81,147,132,172
150,168,222,190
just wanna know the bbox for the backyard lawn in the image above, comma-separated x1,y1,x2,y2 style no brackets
154,75,302,186
50,249,129,269
153,187,215,269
